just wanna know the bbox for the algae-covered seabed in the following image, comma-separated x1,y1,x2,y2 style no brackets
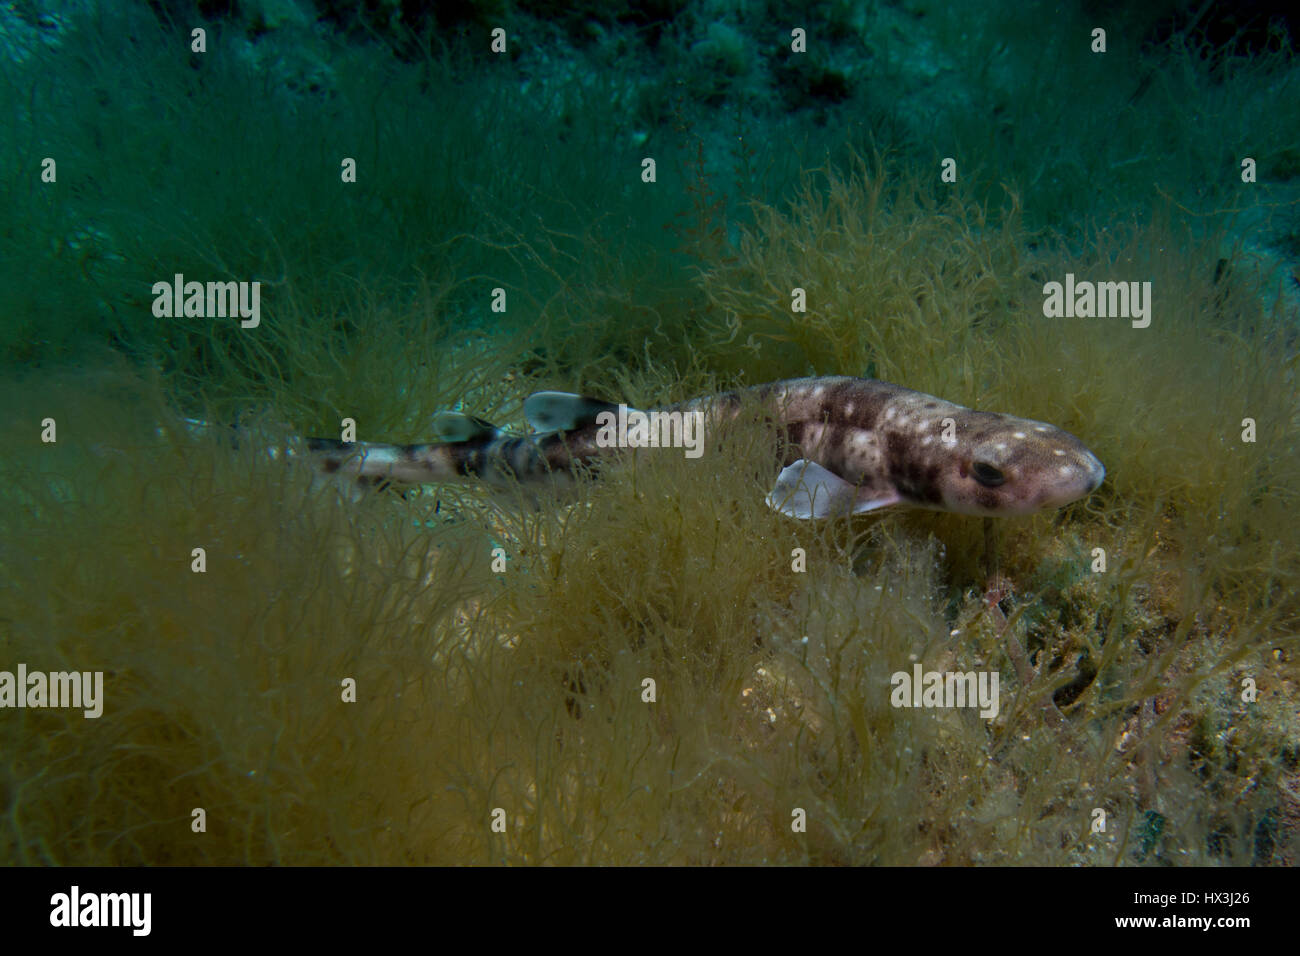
1,2,1298,865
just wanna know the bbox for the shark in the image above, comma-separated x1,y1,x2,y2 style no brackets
279,376,1105,519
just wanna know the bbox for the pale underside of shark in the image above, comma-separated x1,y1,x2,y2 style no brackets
282,376,1105,519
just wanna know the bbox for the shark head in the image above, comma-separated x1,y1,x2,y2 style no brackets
928,413,1105,516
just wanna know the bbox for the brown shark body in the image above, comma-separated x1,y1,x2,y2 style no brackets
291,376,1105,519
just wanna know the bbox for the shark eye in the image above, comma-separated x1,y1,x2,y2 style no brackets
972,462,1005,488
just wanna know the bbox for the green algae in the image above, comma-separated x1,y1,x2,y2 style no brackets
2,208,1296,861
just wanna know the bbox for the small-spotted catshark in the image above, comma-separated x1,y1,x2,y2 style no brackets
287,376,1104,519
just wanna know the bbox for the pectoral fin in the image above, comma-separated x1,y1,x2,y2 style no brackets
765,460,901,519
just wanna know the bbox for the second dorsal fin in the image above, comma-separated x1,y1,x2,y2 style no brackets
432,412,500,443
523,391,620,433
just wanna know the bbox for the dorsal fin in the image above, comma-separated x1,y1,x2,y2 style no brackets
523,391,619,433
432,412,500,443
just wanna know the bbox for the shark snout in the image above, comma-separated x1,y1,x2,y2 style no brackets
1035,446,1105,511
1083,452,1105,493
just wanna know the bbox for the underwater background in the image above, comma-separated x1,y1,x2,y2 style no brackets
1,0,1298,865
